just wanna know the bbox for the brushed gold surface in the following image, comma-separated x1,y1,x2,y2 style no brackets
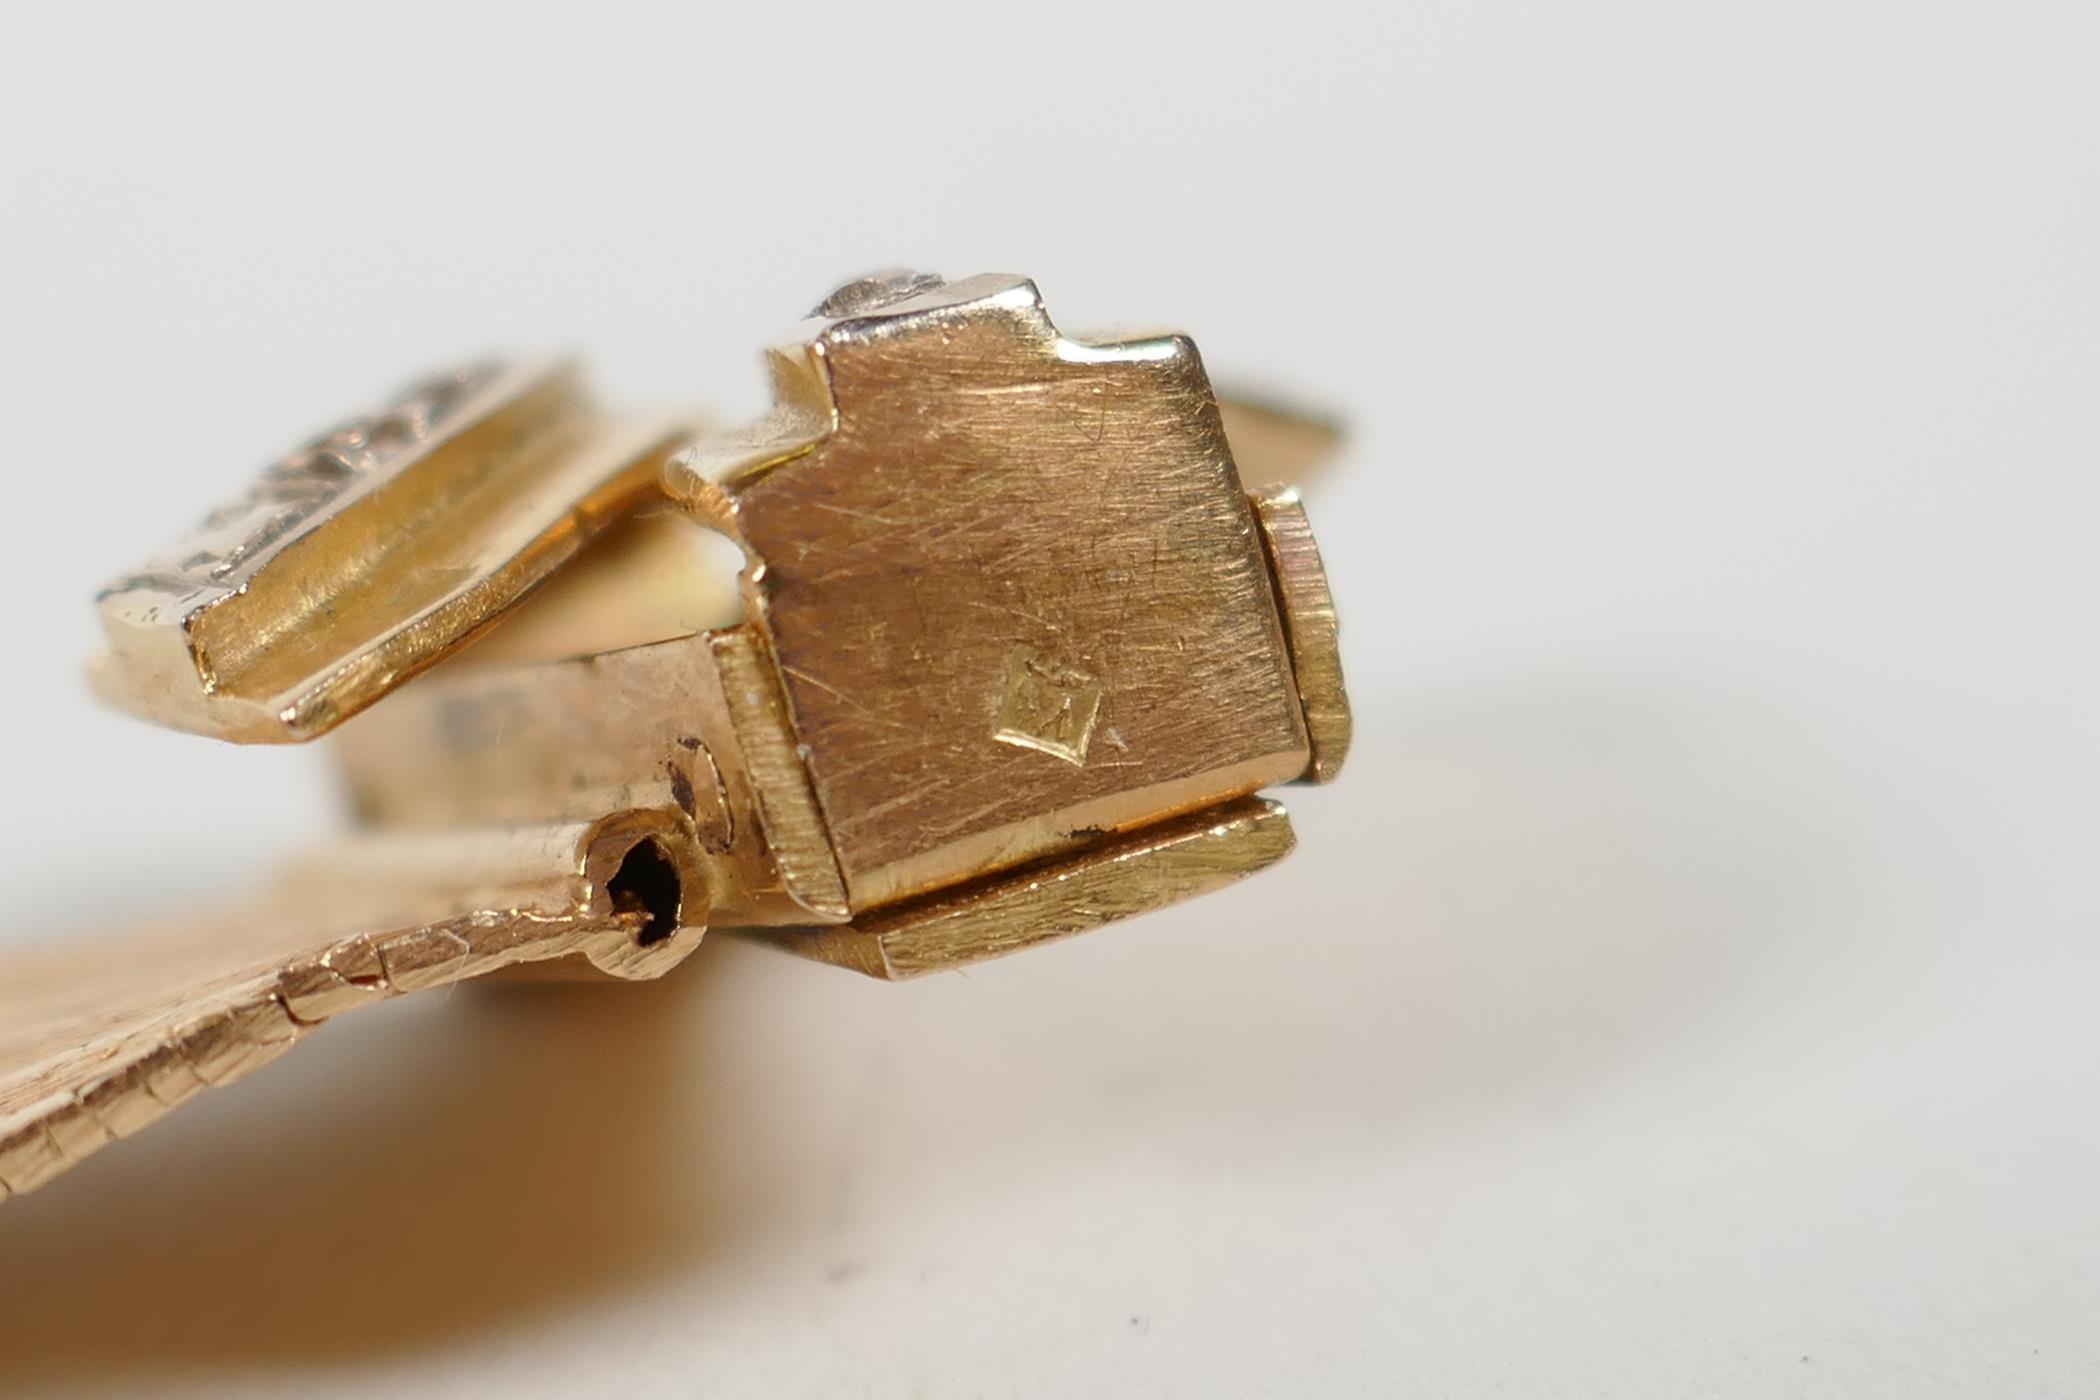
669,274,1310,911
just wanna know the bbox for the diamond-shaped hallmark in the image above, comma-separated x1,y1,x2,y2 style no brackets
993,644,1104,766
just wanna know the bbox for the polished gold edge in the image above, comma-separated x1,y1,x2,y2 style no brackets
1250,486,1352,782
272,417,698,740
746,795,1295,979
703,629,852,922
91,362,702,743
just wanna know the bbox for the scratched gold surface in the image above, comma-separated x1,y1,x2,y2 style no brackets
688,275,1311,911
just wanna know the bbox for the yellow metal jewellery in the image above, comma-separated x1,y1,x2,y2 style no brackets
0,271,1351,1200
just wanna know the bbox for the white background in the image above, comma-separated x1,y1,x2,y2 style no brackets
1,3,2095,1396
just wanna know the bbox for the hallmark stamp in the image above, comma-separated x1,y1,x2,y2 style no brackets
993,644,1103,766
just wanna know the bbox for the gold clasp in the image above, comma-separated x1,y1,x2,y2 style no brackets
94,272,1352,977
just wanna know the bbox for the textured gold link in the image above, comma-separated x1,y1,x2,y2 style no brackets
0,814,706,1199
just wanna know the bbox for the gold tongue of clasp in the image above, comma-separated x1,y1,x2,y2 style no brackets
91,359,696,743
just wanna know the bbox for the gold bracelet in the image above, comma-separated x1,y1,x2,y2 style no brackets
0,270,1351,1201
